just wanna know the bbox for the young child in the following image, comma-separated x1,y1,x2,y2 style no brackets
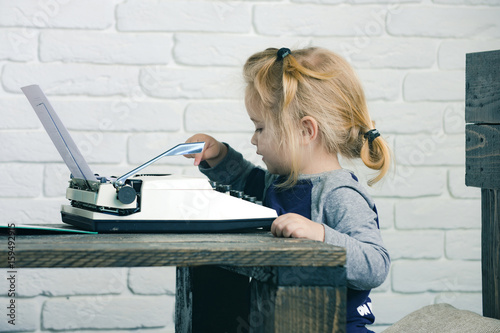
185,47,391,333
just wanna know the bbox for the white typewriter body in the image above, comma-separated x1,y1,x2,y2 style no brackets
61,174,278,232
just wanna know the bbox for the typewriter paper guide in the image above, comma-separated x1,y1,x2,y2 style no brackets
21,85,97,183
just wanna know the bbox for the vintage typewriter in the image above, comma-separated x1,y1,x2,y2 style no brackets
22,85,277,233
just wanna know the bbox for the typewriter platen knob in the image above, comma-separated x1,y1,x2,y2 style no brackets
117,185,137,204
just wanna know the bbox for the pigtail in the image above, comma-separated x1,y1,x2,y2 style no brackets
360,127,391,186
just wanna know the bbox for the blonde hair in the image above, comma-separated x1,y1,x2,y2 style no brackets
243,47,391,187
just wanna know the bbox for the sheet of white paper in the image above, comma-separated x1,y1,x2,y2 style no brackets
21,85,97,182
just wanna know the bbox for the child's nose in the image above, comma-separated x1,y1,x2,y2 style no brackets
250,133,257,146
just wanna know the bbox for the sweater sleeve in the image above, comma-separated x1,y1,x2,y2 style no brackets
197,143,277,199
323,187,390,290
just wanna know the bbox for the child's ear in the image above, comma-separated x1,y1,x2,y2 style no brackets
300,116,318,144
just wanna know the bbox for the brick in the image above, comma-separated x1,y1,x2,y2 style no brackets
128,267,176,295
387,7,500,38
369,167,446,198
254,5,388,36
50,99,183,132
0,298,38,332
395,134,464,166
0,97,40,129
0,164,43,198
0,268,127,297
434,292,482,314
446,229,481,260
0,0,115,29
40,30,173,65
185,101,253,132
44,164,72,197
0,130,127,164
392,260,481,292
346,38,438,68
290,0,346,3
434,0,500,5
403,71,465,101
0,131,61,162
369,293,434,325
368,102,444,134
296,0,419,2
140,66,242,99
42,296,173,330
383,230,444,260
448,167,481,199
443,102,465,134
3,63,139,96
372,326,391,333
117,0,251,33
395,198,481,229
174,33,312,66
0,198,65,224
375,199,394,229
0,29,37,61
71,132,128,164
128,132,196,166
439,39,500,70
357,70,403,101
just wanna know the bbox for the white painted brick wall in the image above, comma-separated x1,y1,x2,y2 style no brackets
0,0,497,331
42,296,174,330
39,30,174,65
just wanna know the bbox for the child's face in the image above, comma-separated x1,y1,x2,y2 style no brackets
246,105,291,175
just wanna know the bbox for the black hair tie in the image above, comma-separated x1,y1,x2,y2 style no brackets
364,129,380,143
277,48,292,60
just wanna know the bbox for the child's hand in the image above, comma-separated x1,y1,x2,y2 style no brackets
271,213,325,242
184,133,227,167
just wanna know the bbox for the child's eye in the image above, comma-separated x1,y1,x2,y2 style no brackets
255,128,263,133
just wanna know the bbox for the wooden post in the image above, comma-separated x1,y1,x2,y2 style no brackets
465,49,500,319
248,266,346,333
175,265,346,333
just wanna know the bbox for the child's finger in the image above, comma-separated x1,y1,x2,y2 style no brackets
271,215,287,237
193,152,203,166
184,134,208,165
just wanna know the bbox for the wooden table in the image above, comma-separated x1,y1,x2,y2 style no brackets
0,230,346,333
